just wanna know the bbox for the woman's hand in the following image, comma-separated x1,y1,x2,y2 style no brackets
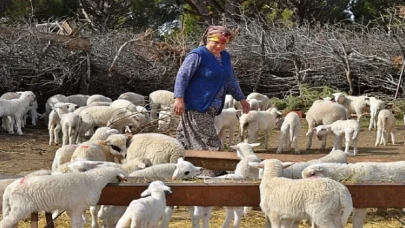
240,99,250,114
173,98,185,115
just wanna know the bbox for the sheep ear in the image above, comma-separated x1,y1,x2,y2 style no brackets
194,166,204,171
229,145,238,151
141,188,151,197
99,140,110,146
248,143,260,148
177,157,185,163
137,163,146,169
248,161,263,169
282,162,294,169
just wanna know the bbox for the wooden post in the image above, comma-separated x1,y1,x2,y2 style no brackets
30,212,38,228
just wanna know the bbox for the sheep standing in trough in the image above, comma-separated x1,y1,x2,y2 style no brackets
149,90,174,119
375,109,396,146
0,91,36,135
126,133,185,164
305,100,347,150
312,119,360,155
333,92,370,122
302,161,405,228
0,166,126,228
251,159,353,228
117,92,146,106
276,112,301,154
214,108,241,151
368,97,385,131
239,107,282,150
116,181,172,228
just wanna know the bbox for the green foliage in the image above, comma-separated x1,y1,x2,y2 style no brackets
271,84,340,113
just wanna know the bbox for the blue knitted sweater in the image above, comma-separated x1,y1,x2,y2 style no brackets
182,46,233,113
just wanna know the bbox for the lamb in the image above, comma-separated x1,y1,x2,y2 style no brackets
246,98,261,110
223,94,235,109
0,92,38,131
53,102,81,146
45,94,69,121
0,91,36,135
98,157,201,228
246,92,271,110
305,100,347,150
126,133,185,164
117,92,146,106
375,109,396,146
149,90,174,119
110,99,149,131
158,108,179,131
312,119,360,155
368,97,385,131
214,108,241,151
67,94,90,107
276,112,301,154
89,127,120,142
86,94,113,106
77,106,143,140
200,143,261,228
71,133,129,163
273,149,349,180
333,92,370,122
239,107,282,150
116,180,172,228
302,161,405,228
0,166,126,228
251,159,353,228
48,102,79,145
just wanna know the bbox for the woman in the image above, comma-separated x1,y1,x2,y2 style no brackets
173,25,250,151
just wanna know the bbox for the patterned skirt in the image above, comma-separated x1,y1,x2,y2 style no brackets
176,108,221,151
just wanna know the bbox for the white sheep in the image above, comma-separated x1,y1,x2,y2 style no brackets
246,92,271,110
87,101,113,106
277,149,349,180
200,142,261,228
368,97,385,131
239,107,282,150
305,100,347,150
98,157,202,228
223,94,235,109
67,94,90,107
302,161,405,228
1,166,126,228
333,92,370,122
110,99,138,112
117,92,146,106
0,91,36,135
71,133,128,163
48,102,79,145
77,106,143,141
375,109,396,146
251,159,353,228
158,108,179,132
86,94,113,106
214,108,241,151
89,127,120,141
126,133,185,164
246,98,261,111
149,90,174,119
276,112,301,154
51,144,79,171
45,94,69,121
116,180,172,228
53,102,81,146
313,119,360,155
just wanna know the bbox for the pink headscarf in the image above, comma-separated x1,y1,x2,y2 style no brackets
199,25,232,46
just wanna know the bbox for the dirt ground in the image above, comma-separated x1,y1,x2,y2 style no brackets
2,118,405,227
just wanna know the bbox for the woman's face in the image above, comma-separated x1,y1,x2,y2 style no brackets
206,40,227,56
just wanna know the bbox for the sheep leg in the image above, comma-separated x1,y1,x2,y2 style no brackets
89,205,99,228
0,211,29,228
199,206,212,228
276,131,285,154
390,130,396,145
352,208,367,228
187,206,200,228
264,216,271,228
227,126,235,152
218,129,226,151
68,210,85,228
382,131,387,146
375,129,381,147
14,116,23,135
264,131,269,151
305,129,313,150
268,212,282,228
320,135,327,150
159,206,174,228
292,135,299,154
368,111,375,131
344,133,351,153
62,125,69,146
222,207,234,228
233,207,244,228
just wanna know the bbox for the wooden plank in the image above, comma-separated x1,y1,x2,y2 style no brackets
30,212,38,228
0,26,91,50
98,182,405,208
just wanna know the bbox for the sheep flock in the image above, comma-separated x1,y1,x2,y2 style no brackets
0,89,404,228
